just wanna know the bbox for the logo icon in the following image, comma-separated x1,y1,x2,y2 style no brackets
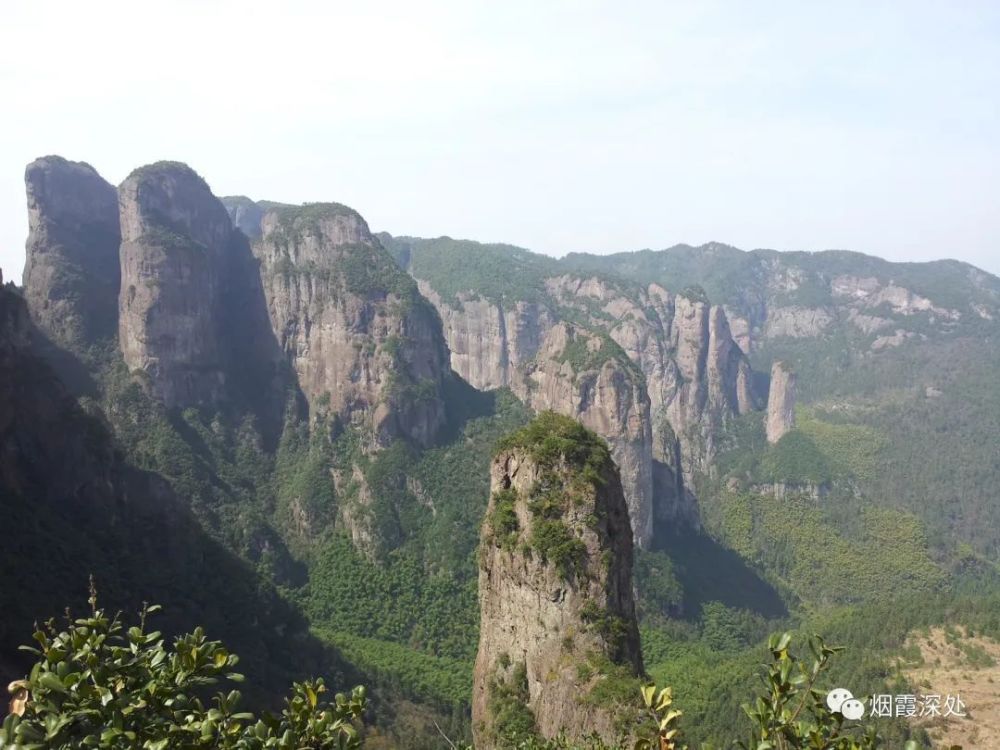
827,688,865,720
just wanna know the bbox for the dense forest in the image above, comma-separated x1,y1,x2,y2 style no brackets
3,157,1000,749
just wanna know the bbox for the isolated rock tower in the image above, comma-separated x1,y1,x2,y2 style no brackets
766,361,797,444
472,413,642,748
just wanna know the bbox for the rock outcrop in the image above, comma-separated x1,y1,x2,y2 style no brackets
473,413,642,748
766,361,797,444
413,264,759,543
22,156,121,350
661,292,756,482
509,323,654,546
117,162,233,408
220,195,265,239
253,204,448,448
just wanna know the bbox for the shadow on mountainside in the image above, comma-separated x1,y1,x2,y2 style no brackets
0,285,360,706
655,527,789,619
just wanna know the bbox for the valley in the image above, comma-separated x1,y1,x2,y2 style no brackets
2,156,999,748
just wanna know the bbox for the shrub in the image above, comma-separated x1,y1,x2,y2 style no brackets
0,593,366,749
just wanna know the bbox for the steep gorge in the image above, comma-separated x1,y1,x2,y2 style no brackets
387,236,760,547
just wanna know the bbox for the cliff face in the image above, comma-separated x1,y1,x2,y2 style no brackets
253,204,448,448
473,414,642,747
766,361,797,444
546,278,755,481
414,260,757,541
220,195,265,239
22,156,121,350
513,323,654,547
117,162,233,408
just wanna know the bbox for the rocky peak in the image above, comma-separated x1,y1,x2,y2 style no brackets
766,361,797,444
545,277,756,489
511,322,655,546
473,413,642,747
117,162,232,408
22,155,121,350
253,203,448,449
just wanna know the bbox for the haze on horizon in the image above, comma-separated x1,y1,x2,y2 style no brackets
1,0,998,284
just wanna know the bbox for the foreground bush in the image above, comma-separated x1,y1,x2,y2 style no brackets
1,592,365,749
3,596,935,749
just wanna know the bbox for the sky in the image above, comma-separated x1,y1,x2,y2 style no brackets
1,0,998,283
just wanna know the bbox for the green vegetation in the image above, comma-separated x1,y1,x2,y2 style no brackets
315,629,471,708
530,519,587,580
2,597,366,749
497,411,613,482
488,662,538,746
127,160,202,181
556,328,643,385
488,488,521,550
306,535,478,662
138,224,207,253
380,235,559,305
580,604,630,656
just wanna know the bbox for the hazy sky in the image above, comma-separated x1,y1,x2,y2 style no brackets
2,1,998,283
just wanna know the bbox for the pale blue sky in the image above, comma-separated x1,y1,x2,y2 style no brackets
1,0,998,283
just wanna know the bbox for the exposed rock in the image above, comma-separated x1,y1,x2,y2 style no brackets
847,309,893,334
723,306,753,353
751,482,828,502
766,361,797,444
661,294,756,483
22,156,121,350
511,322,654,546
473,414,642,747
763,306,834,338
418,281,554,390
832,275,960,320
417,271,758,543
118,162,232,408
220,195,265,239
972,304,995,321
253,204,448,448
871,329,916,351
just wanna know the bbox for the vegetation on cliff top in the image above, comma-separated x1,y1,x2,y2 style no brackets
496,411,613,481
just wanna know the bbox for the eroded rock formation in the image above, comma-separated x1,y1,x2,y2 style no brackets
766,361,797,444
253,204,448,448
117,162,233,407
22,156,120,350
473,414,642,747
417,266,758,542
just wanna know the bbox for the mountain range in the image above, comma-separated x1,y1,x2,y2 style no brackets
3,155,999,747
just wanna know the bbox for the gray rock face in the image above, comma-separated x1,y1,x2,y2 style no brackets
417,272,758,542
220,195,265,239
253,204,448,448
117,162,232,408
473,429,642,747
22,156,121,350
766,361,797,444
663,294,756,482
515,322,654,546
544,279,755,494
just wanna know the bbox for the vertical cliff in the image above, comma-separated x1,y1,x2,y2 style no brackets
413,255,759,540
509,323,654,546
253,204,449,449
473,413,642,748
22,156,120,351
663,292,756,482
766,361,797,444
117,162,232,408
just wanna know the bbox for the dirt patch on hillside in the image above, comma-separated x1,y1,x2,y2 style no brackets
901,626,1000,749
